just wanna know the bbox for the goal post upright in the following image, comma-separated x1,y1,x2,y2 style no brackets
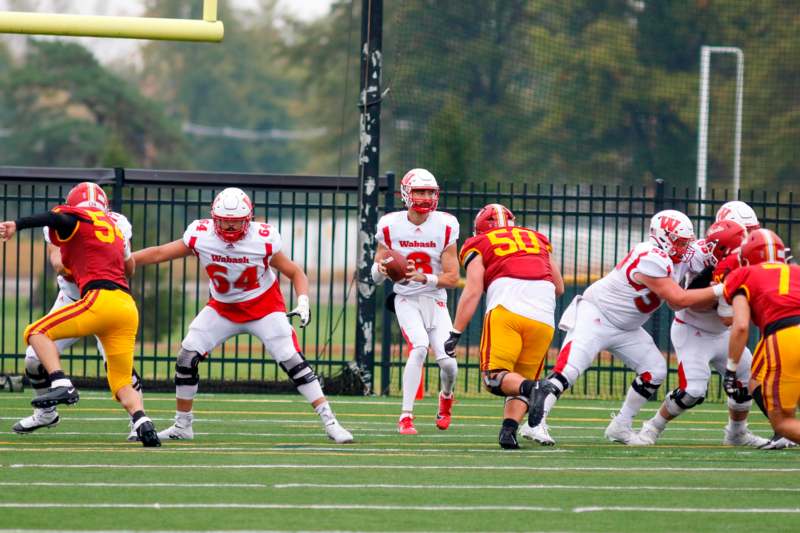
0,0,223,42
696,45,744,222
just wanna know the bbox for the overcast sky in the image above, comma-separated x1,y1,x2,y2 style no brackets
0,0,333,64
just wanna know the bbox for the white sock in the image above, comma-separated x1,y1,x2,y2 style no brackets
401,347,426,412
617,386,649,424
176,410,193,425
437,357,457,395
728,419,746,432
51,378,73,388
314,401,337,425
542,393,558,419
649,412,669,431
297,380,325,404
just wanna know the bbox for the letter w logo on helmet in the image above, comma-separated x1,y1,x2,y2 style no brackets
659,216,680,233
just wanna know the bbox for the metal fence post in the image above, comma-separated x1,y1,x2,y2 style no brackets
112,167,124,213
355,0,383,378
380,171,395,394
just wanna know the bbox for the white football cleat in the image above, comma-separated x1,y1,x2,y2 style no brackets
519,421,556,446
325,420,354,444
723,426,769,448
157,421,194,440
760,435,799,450
12,408,59,434
633,420,663,446
604,415,637,445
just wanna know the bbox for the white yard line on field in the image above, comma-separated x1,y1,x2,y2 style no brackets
8,463,800,473
272,483,800,492
573,506,800,513
0,502,562,512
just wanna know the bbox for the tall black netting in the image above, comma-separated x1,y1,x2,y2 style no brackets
381,1,799,193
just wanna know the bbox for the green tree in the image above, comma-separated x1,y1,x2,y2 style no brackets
139,0,301,173
0,40,186,168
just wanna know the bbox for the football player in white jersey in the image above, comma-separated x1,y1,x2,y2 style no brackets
12,183,142,440
132,187,353,444
525,210,723,445
635,218,768,447
372,169,461,434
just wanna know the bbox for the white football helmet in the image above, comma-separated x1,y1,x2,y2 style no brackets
715,201,760,232
400,168,439,213
211,187,253,242
649,209,695,263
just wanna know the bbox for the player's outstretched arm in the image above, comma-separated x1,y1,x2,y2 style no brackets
132,239,192,267
452,255,485,332
47,244,67,276
637,273,720,309
727,295,750,367
271,251,311,328
550,256,565,296
436,245,461,289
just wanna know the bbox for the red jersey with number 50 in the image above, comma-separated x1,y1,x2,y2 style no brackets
48,205,128,293
583,241,677,330
723,263,800,332
375,210,460,299
183,218,285,322
460,226,553,288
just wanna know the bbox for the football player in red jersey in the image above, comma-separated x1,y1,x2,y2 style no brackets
443,204,564,448
0,182,160,447
724,229,800,444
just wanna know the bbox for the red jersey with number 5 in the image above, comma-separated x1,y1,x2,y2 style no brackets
183,218,286,322
48,205,128,293
460,226,553,288
582,241,678,330
723,263,800,332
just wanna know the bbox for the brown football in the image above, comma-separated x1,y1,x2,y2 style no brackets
382,249,409,282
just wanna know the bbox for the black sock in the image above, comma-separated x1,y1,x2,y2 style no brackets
519,380,536,397
752,386,768,418
502,418,519,432
131,410,146,424
48,370,66,382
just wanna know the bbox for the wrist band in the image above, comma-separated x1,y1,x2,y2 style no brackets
726,358,738,372
425,274,439,287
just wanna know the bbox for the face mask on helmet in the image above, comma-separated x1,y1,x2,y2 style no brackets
740,228,786,266
65,182,109,212
211,187,253,243
649,210,695,263
473,203,515,235
704,220,746,264
716,201,760,233
400,168,439,213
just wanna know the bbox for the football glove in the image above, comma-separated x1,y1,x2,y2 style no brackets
287,295,311,328
443,330,461,358
723,369,751,402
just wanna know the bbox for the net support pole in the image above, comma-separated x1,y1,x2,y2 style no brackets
355,0,383,378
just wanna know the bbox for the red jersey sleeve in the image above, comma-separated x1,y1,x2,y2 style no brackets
723,266,750,304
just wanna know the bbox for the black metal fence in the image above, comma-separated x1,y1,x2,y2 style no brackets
2,168,797,399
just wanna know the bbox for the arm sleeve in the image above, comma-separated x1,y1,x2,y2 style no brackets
447,218,460,247
375,215,388,246
268,227,283,256
15,211,78,240
637,252,670,278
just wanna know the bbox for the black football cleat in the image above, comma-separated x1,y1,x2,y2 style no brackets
528,379,559,427
31,385,79,408
498,426,520,449
136,420,162,448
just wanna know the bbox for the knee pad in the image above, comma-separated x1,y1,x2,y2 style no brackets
482,370,508,397
279,352,319,387
24,348,49,389
668,388,705,410
131,367,143,392
751,386,768,418
631,373,661,400
408,345,428,365
505,395,530,407
175,348,204,387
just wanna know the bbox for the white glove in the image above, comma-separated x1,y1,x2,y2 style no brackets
287,295,311,328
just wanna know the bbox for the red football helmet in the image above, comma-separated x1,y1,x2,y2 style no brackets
211,187,253,243
704,219,746,264
740,228,786,266
65,182,108,212
400,168,439,213
474,203,515,235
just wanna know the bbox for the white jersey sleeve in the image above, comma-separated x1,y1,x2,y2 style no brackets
635,248,672,278
108,211,133,260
